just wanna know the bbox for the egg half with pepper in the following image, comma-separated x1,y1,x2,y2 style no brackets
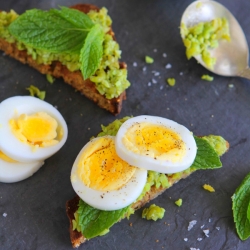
0,96,68,183
115,115,197,174
70,115,197,211
71,136,147,211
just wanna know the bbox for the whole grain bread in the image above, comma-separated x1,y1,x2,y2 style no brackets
0,4,127,115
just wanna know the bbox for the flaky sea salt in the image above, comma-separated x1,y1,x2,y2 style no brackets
148,82,152,86
152,71,160,77
142,66,147,72
190,248,200,250
163,53,167,57
200,225,204,229
133,62,138,67
153,49,157,52
180,72,183,75
165,63,172,69
203,229,210,237
152,78,157,84
188,220,197,231
184,238,188,242
197,238,202,241
3,213,7,217
216,227,220,231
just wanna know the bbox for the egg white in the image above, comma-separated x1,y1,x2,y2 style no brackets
0,96,68,163
0,158,44,183
71,136,148,211
115,115,197,174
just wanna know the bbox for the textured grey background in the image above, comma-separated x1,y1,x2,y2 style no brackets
1,0,250,249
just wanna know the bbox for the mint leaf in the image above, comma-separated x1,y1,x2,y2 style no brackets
190,136,222,170
77,199,129,239
8,8,93,53
232,172,250,240
50,7,93,30
80,24,104,79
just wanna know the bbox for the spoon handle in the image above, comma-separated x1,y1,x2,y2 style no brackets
237,67,250,80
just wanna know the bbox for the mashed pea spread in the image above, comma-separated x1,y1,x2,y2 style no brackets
181,17,230,69
142,204,165,221
0,8,130,99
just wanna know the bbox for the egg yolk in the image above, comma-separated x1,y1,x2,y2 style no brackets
9,112,62,148
77,137,136,192
123,122,187,162
0,150,17,163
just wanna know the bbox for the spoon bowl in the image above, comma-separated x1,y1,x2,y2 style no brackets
181,0,250,78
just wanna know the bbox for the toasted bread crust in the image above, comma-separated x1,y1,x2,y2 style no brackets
0,4,127,115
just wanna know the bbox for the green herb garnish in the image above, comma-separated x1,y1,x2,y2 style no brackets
232,172,250,240
74,199,129,239
8,7,104,79
190,136,222,170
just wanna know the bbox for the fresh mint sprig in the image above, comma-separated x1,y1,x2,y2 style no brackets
8,7,104,79
232,172,250,240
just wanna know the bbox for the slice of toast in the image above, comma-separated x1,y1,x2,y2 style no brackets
0,4,127,115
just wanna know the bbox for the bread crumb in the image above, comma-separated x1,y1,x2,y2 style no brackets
155,239,159,243
129,223,133,227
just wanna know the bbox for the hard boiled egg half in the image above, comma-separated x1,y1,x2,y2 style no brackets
115,115,197,174
71,136,147,211
70,115,197,211
0,96,68,183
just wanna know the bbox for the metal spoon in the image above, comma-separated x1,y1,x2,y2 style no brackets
181,0,250,79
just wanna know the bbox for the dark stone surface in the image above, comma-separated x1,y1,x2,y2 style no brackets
1,0,250,249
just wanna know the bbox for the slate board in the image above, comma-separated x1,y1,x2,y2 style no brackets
1,0,250,249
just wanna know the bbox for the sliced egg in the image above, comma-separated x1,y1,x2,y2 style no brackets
0,154,44,183
71,136,147,211
115,115,197,174
0,96,68,163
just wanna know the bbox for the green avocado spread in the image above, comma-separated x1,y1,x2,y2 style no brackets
0,8,130,99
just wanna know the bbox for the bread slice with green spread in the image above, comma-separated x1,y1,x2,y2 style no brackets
66,117,229,248
0,4,129,115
